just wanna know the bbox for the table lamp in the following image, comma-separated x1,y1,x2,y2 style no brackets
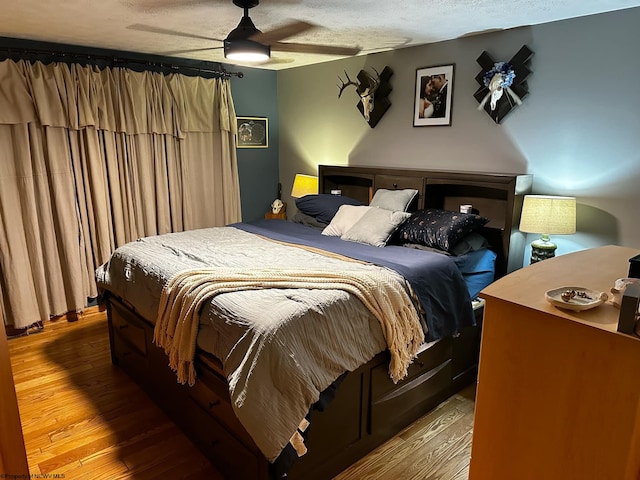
519,195,576,264
290,174,318,198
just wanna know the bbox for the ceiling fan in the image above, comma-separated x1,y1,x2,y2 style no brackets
128,0,361,63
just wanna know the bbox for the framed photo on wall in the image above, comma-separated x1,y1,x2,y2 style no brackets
236,116,268,148
413,64,454,127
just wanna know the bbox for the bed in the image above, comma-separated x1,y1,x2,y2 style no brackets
97,165,532,479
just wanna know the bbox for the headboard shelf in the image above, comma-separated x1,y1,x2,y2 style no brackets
322,173,374,204
318,164,532,277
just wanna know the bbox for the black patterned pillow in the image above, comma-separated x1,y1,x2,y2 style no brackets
395,209,489,253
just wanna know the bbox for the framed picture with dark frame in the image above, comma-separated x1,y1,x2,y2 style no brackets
236,116,268,148
413,64,454,127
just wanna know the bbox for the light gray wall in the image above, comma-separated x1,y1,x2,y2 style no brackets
277,7,640,266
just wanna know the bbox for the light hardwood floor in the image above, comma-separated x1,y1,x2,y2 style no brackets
8,308,475,479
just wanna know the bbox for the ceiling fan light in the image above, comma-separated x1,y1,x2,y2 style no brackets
224,39,270,63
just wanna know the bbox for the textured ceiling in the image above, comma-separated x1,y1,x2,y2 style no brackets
1,0,639,70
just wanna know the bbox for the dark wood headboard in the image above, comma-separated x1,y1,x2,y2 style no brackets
318,165,532,277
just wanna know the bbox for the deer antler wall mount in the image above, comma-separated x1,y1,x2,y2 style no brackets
337,66,393,128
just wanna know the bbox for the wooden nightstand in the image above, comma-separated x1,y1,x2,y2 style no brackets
264,211,286,220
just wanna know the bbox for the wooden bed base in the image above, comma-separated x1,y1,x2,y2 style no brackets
106,293,483,479
105,166,532,479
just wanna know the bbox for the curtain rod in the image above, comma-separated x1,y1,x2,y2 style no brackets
0,45,244,79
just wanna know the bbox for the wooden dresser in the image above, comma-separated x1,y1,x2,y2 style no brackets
469,245,640,480
0,310,29,476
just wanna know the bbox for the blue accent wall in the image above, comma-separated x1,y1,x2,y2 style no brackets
231,67,279,223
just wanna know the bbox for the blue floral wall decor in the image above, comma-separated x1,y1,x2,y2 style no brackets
474,45,533,124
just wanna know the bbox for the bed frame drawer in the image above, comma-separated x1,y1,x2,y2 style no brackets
106,297,267,478
371,337,452,400
110,301,147,356
370,359,452,435
112,330,149,382
369,338,453,436
188,368,256,451
183,398,261,480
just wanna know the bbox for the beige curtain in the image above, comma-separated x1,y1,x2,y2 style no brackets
0,59,241,328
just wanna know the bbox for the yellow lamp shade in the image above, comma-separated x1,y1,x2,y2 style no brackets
290,174,318,198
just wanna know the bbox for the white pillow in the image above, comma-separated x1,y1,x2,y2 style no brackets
369,189,419,212
322,205,371,237
341,208,411,247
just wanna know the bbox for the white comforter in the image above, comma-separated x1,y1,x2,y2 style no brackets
96,226,423,462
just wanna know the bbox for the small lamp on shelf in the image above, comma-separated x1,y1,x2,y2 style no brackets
290,174,318,198
519,195,576,264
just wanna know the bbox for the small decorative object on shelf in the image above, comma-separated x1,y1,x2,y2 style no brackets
265,199,286,220
617,282,640,336
609,278,640,308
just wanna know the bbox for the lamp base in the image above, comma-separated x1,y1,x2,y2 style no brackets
530,238,557,264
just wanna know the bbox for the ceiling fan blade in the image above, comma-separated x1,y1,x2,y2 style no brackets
249,20,316,45
271,42,361,56
261,57,296,65
159,47,223,56
126,23,223,42
134,0,221,9
132,0,301,9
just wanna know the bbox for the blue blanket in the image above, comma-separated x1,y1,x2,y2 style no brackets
233,220,475,341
